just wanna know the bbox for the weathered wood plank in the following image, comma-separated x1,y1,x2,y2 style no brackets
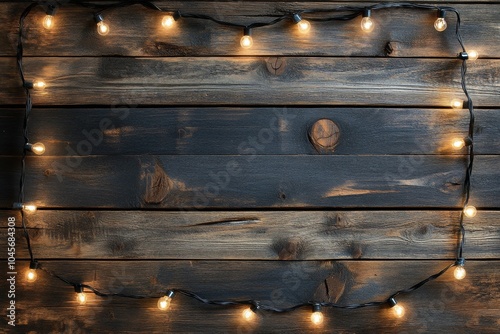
0,155,497,209
2,260,498,332
2,107,498,156
1,2,498,57
2,57,499,106
2,210,498,260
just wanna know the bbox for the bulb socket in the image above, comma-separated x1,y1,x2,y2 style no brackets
23,81,34,89
165,290,175,298
172,11,181,21
243,27,252,36
437,9,446,19
363,9,371,18
312,303,321,312
46,5,57,16
74,284,84,293
292,13,303,23
455,258,465,266
463,137,473,147
388,297,398,307
458,52,469,60
29,260,40,270
94,13,104,23
13,202,23,209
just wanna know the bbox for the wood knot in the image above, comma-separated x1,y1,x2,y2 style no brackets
272,238,306,260
266,57,287,76
308,119,340,153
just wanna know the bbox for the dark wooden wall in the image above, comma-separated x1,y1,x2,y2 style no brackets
1,1,500,332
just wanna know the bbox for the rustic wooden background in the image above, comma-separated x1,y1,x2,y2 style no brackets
1,0,499,332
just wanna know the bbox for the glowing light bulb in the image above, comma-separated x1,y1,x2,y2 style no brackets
157,290,174,311
97,21,109,36
240,35,253,49
76,292,87,305
33,79,47,90
464,205,477,218
297,20,311,33
162,15,175,28
468,50,479,61
31,142,46,155
26,269,37,282
23,204,37,214
388,298,405,318
454,265,466,280
450,98,464,109
393,304,405,318
310,304,324,325
452,138,466,150
242,307,256,321
361,9,374,32
434,18,447,32
43,15,54,29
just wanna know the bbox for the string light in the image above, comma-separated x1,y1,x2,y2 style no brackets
157,290,175,310
94,14,109,36
42,5,56,29
25,142,46,155
434,9,447,32
463,205,477,218
310,304,324,325
240,28,253,49
453,258,466,280
360,9,374,32
13,202,37,214
450,98,464,109
16,1,479,323
292,14,311,33
451,137,472,150
75,285,87,305
162,11,180,29
242,306,257,321
388,298,405,318
26,261,39,283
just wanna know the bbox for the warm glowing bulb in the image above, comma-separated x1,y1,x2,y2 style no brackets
297,20,311,33
157,296,172,311
97,21,109,36
393,304,405,318
33,79,46,90
26,269,37,282
76,292,87,305
311,311,324,325
468,50,479,61
464,205,477,218
361,17,374,32
450,98,464,109
162,15,175,28
31,142,46,155
454,265,466,280
452,138,465,150
240,35,253,49
434,18,447,32
43,15,54,29
23,204,37,214
242,307,255,321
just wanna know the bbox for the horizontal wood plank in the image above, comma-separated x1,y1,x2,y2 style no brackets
1,260,498,332
1,57,499,106
2,107,498,155
1,2,498,57
1,210,498,260
0,155,498,209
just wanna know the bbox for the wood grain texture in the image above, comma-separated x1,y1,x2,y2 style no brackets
1,2,498,57
3,107,499,156
1,57,499,106
0,260,498,333
0,155,498,209
1,210,498,260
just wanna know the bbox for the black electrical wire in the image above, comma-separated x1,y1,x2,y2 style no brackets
16,1,475,315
